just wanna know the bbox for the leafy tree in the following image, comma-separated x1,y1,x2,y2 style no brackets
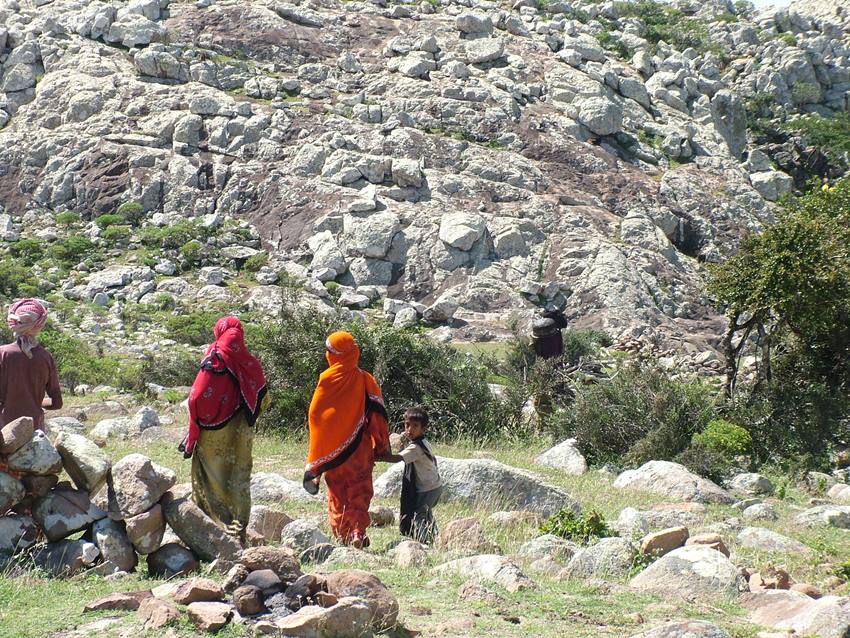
710,177,850,394
782,113,850,170
709,178,850,467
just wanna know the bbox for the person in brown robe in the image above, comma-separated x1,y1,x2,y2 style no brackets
0,299,62,431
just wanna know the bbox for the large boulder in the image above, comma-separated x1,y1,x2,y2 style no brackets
794,505,850,529
160,487,242,562
251,472,322,504
613,461,734,504
374,458,579,517
518,534,580,563
534,438,588,475
627,620,730,637
433,555,534,593
33,487,107,542
742,590,850,638
630,545,743,599
710,90,747,159
108,453,176,519
55,432,111,494
736,527,811,554
44,416,87,439
726,473,774,496
0,514,39,554
828,483,850,504
612,506,704,536
325,569,399,629
438,213,486,251
91,518,138,573
280,519,331,554
0,471,25,514
576,97,623,136
561,537,636,580
7,430,63,475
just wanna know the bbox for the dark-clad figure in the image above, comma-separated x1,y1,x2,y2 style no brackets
0,298,62,430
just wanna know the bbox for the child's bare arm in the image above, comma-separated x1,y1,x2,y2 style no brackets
376,452,403,463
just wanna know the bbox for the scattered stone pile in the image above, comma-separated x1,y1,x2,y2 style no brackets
81,559,398,635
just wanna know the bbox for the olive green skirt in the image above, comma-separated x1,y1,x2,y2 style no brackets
191,410,254,536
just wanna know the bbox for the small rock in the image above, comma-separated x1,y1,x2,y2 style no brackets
685,533,730,557
391,540,429,567
640,526,689,558
281,519,330,553
173,578,225,605
233,585,265,616
0,416,34,455
146,543,200,578
84,590,151,612
187,601,233,632
137,597,181,628
240,545,302,582
325,569,400,629
109,453,176,519
247,506,293,543
242,569,283,597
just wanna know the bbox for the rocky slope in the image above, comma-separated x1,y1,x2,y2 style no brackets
1,0,848,358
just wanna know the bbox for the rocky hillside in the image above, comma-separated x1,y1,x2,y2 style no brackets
1,0,849,359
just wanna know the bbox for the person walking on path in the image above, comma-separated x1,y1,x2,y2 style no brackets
303,331,390,548
180,316,269,541
0,298,62,430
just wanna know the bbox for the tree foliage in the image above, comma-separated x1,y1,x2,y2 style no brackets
709,178,850,467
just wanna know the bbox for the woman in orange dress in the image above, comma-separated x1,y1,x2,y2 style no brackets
303,331,390,548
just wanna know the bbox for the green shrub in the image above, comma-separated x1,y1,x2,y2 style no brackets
163,388,188,403
540,508,615,544
835,559,850,582
116,201,145,226
777,32,797,46
140,220,212,250
55,211,81,226
674,443,738,484
692,418,752,455
782,113,850,169
242,251,269,272
148,293,176,311
95,214,123,229
164,311,219,346
8,239,44,266
48,236,95,268
38,325,130,389
613,0,720,55
791,82,821,105
254,301,505,440
101,225,131,242
675,418,753,483
180,240,205,265
0,259,40,299
119,350,200,394
569,360,717,466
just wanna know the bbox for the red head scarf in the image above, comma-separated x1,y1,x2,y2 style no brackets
184,316,267,455
305,331,384,478
8,298,48,359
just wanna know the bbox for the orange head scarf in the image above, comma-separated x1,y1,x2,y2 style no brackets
305,331,383,479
